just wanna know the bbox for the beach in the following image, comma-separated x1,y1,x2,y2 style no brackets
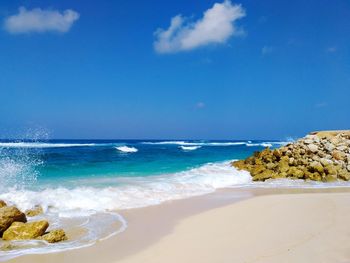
8,187,350,263
1,0,348,261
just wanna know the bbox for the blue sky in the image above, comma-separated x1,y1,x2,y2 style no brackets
0,0,349,140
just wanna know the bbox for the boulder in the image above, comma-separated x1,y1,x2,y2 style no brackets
25,206,43,217
252,170,276,181
288,167,304,178
309,161,324,174
2,220,49,241
320,158,332,166
250,164,266,176
337,145,348,152
332,150,346,161
0,200,7,208
38,229,67,243
307,144,319,153
338,168,350,181
324,143,335,152
0,206,27,236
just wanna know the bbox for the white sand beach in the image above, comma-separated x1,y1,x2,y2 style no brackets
9,190,350,263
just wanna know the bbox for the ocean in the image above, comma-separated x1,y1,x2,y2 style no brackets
0,138,344,259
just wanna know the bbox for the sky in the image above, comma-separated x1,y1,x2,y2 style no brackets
0,0,349,140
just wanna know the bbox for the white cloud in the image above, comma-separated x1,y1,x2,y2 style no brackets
4,7,79,34
154,1,245,53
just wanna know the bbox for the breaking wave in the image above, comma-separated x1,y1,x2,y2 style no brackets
116,146,138,153
180,146,201,151
0,161,251,212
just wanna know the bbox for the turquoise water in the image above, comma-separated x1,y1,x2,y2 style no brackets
0,139,277,190
0,139,291,212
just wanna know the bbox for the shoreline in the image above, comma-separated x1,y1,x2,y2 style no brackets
7,186,350,263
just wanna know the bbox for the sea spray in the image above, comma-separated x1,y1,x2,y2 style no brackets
0,146,41,192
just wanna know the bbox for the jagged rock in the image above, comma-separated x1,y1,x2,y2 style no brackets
287,167,304,178
38,229,67,243
320,158,332,166
250,165,266,176
338,168,350,181
309,161,324,174
25,206,43,217
0,206,27,236
337,145,348,152
305,171,322,181
266,162,276,169
324,143,335,152
307,144,318,153
0,200,7,208
2,220,49,241
252,170,276,181
332,150,346,161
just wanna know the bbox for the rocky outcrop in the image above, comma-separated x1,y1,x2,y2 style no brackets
2,220,49,241
39,229,67,243
25,206,43,217
233,131,350,182
0,206,27,236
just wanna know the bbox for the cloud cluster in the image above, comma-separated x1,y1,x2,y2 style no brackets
154,1,245,53
4,7,79,34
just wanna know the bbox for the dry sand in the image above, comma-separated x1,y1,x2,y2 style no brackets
8,190,350,263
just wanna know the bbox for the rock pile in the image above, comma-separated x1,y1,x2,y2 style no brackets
0,202,67,245
232,131,350,182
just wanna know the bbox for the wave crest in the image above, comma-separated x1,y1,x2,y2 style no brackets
180,146,201,151
116,146,138,153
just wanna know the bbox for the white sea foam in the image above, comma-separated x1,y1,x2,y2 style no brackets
116,146,138,153
142,141,200,146
142,141,247,146
246,143,273,147
0,161,251,212
0,142,99,148
180,145,201,151
142,141,288,147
